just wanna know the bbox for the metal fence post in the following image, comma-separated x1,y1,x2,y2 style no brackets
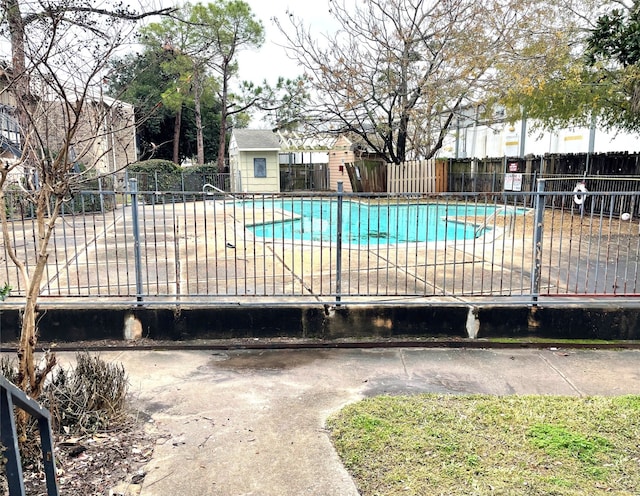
98,176,105,213
531,178,546,304
129,178,144,303
336,182,343,305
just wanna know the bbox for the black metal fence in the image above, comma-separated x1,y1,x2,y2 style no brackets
0,177,638,305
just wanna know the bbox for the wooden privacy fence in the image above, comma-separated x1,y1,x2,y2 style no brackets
387,159,447,194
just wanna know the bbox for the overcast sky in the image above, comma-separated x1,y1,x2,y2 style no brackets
237,1,336,84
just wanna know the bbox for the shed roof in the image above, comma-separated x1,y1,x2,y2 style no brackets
233,129,280,150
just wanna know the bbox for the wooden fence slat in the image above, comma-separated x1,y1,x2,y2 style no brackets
387,159,443,194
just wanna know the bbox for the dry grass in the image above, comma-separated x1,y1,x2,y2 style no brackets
470,208,639,242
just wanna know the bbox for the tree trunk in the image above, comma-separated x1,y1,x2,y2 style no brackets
16,194,59,397
3,0,33,164
395,46,409,165
217,106,227,170
194,70,205,165
0,0,52,398
173,106,182,164
216,61,231,170
396,114,408,164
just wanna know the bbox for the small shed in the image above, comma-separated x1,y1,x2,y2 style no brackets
229,129,281,193
328,135,356,192
329,135,387,192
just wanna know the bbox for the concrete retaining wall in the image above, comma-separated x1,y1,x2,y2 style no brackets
1,304,639,343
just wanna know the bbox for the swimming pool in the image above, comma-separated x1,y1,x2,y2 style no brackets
243,199,518,245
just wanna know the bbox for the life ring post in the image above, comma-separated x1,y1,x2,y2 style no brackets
573,181,588,206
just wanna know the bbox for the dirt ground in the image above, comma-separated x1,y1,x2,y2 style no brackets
480,207,639,239
1,411,155,496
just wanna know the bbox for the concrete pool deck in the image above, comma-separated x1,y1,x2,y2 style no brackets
2,193,638,302
0,197,602,299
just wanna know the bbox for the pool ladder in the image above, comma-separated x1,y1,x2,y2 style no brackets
474,207,511,238
203,183,236,201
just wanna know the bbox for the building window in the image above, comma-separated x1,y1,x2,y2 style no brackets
254,158,267,177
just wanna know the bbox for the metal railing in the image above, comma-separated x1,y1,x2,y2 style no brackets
126,171,231,195
0,177,638,305
0,376,59,496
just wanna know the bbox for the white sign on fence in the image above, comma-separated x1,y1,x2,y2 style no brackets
504,173,523,191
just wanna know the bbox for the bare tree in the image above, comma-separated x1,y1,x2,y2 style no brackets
275,0,543,163
0,0,172,400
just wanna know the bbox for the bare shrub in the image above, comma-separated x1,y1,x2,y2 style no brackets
0,353,129,470
0,355,16,382
46,353,129,434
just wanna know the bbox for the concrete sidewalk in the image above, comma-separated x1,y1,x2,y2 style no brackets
83,347,640,495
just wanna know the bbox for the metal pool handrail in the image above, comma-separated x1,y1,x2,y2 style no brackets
474,206,507,238
203,183,236,201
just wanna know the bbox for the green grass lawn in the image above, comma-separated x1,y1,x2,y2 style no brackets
327,394,640,495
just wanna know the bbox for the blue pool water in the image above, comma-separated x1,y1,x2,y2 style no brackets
244,199,519,245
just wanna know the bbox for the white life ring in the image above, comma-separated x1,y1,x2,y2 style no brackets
573,182,588,205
